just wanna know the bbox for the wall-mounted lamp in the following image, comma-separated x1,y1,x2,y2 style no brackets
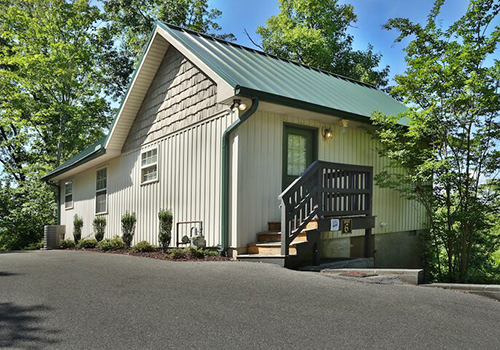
339,119,349,133
322,127,333,139
231,99,247,111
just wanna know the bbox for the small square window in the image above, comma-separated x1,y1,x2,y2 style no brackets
141,147,158,184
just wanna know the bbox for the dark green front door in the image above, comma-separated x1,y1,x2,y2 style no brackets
283,125,317,189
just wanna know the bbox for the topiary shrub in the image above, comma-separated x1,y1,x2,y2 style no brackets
169,247,219,260
60,239,75,249
97,236,125,251
93,216,106,242
158,209,173,252
131,241,157,253
76,238,98,249
121,211,136,248
169,248,189,259
73,214,83,243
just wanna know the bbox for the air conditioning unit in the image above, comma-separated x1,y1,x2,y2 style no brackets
44,225,66,250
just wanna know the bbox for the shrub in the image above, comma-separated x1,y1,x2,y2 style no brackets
60,239,75,249
93,216,106,242
76,238,98,249
169,247,219,260
158,209,173,252
121,212,136,248
24,239,44,250
97,236,125,251
73,214,83,243
131,241,157,253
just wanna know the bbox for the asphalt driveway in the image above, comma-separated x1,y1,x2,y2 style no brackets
1,250,499,350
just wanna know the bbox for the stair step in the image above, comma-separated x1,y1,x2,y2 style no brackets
248,242,300,255
257,231,308,243
237,254,286,267
267,220,318,233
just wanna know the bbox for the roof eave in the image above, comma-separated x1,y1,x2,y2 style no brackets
41,148,106,183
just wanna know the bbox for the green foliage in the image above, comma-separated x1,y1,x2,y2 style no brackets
131,241,157,252
372,0,500,283
158,209,173,252
97,236,125,251
60,239,75,249
102,0,234,97
76,238,98,249
24,239,44,250
121,211,137,248
93,216,106,242
256,0,389,87
73,215,83,244
169,247,218,259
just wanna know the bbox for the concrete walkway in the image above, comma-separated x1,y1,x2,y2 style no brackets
1,250,500,349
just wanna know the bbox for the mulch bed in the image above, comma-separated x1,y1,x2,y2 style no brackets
66,247,230,262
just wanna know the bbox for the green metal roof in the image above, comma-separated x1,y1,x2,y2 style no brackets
43,23,407,181
41,138,106,181
158,22,407,121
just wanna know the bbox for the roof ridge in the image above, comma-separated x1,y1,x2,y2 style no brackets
160,22,378,90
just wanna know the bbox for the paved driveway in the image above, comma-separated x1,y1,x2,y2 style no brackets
1,250,499,350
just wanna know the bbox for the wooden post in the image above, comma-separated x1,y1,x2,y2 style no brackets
364,228,372,258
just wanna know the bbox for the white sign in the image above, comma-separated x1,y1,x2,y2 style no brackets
330,219,340,232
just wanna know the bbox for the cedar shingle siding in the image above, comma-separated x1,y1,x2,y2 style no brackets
122,47,224,152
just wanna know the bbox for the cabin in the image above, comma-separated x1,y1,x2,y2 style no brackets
42,23,426,268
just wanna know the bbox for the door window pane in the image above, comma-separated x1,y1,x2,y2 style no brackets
287,134,307,176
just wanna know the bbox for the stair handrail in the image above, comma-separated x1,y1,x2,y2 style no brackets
279,160,373,256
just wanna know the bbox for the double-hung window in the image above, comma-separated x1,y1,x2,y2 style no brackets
95,167,107,214
141,147,158,184
65,181,73,209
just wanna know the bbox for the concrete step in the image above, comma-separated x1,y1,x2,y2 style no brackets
236,254,286,267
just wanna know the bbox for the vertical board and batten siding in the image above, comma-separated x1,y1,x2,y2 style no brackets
60,112,235,246
59,44,234,247
233,110,426,248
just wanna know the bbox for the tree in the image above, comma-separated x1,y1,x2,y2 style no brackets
371,0,500,282
0,0,118,249
256,0,389,87
102,0,235,97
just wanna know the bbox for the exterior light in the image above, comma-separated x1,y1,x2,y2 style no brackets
339,119,349,133
322,127,333,139
231,99,247,111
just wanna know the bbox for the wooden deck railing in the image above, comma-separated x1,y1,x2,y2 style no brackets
279,160,373,256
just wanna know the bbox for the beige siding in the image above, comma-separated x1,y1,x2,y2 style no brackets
232,110,426,248
60,111,235,246
122,47,224,152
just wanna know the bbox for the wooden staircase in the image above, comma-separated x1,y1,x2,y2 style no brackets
237,221,319,267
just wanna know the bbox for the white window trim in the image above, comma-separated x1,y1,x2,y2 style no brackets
64,180,74,210
95,166,108,215
140,146,159,185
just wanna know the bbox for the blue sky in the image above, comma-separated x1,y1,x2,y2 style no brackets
210,0,472,82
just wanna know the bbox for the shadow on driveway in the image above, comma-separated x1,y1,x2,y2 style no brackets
0,302,61,349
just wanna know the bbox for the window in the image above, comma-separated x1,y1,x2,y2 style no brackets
141,147,158,184
65,181,73,209
95,167,107,214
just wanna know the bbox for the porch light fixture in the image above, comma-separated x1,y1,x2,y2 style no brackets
339,119,349,133
231,99,247,111
322,127,333,139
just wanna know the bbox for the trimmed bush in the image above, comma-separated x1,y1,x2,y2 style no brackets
93,216,106,242
169,247,219,260
97,236,125,251
121,211,136,248
60,239,75,249
76,238,98,249
131,241,157,253
73,214,83,243
158,209,173,252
